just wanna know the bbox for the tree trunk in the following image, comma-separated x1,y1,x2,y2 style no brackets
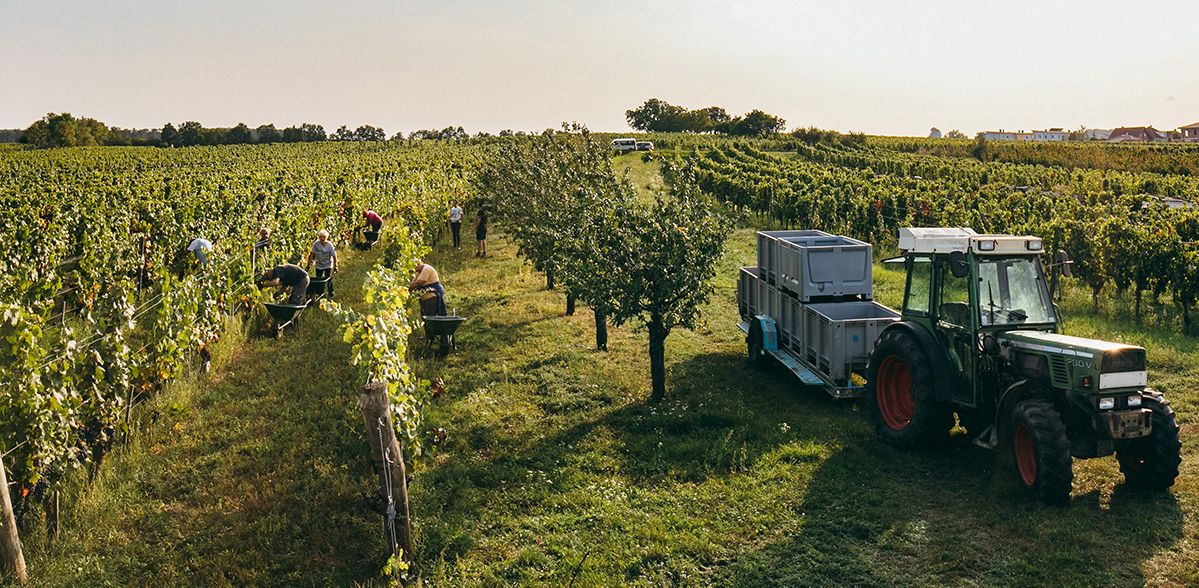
359,383,414,567
546,268,554,290
594,310,608,351
565,292,575,316
1091,287,1100,313
648,316,668,402
1134,289,1142,323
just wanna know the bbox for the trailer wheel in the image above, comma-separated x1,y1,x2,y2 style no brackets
1009,399,1072,505
866,330,954,449
747,319,770,370
1116,393,1181,491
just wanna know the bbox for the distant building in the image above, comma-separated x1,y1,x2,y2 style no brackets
979,129,1069,142
1108,126,1168,142
980,129,1032,141
929,127,942,139
1031,128,1068,141
1179,122,1199,142
1081,129,1112,141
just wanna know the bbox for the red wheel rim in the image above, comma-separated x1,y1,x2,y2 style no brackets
1014,423,1037,487
877,355,915,431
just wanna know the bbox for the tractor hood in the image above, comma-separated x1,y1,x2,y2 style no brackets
1000,331,1147,389
999,331,1142,360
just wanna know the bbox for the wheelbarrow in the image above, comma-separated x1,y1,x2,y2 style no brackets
353,228,382,251
306,276,331,303
422,315,466,354
264,301,308,339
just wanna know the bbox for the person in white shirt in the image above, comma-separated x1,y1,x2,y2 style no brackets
186,237,212,265
305,229,338,297
448,201,464,249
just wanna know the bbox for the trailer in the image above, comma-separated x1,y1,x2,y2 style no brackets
739,227,1183,503
738,230,899,398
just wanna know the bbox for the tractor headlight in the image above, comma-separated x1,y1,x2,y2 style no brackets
977,240,997,251
1026,239,1043,251
1127,394,1142,408
1098,397,1116,410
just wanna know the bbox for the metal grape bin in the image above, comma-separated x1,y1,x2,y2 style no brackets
739,230,898,398
756,230,873,301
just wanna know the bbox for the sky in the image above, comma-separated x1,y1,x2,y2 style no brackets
2,0,1196,136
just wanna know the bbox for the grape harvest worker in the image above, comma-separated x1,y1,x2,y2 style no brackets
448,201,464,249
408,260,447,316
253,227,271,252
260,263,310,305
186,237,213,265
474,209,488,258
362,209,384,233
305,229,338,297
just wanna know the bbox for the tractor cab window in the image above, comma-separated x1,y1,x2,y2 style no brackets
904,256,932,315
939,263,972,328
977,257,1055,326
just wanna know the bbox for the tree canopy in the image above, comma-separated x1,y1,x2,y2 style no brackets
625,99,785,137
21,113,110,148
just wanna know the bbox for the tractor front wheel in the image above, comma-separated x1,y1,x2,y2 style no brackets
1009,399,1073,504
866,330,954,449
1116,393,1182,490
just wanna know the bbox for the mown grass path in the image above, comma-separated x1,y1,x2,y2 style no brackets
411,230,1196,586
26,247,387,586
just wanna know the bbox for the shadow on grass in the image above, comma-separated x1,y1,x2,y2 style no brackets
411,349,853,562
717,428,1186,586
418,343,1185,584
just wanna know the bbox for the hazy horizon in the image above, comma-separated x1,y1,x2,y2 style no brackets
2,0,1196,136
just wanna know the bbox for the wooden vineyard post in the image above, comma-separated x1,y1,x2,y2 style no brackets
0,453,28,583
359,382,414,566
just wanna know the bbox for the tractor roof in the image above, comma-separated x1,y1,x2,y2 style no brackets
898,227,1044,256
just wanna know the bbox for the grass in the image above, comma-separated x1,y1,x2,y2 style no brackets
20,197,1199,584
22,246,391,586
411,229,1198,585
612,152,670,201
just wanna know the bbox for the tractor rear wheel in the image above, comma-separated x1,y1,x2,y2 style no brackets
1116,393,1182,490
866,330,954,449
747,320,770,370
1009,399,1072,504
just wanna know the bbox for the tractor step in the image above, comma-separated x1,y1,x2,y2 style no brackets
972,425,998,450
768,349,827,387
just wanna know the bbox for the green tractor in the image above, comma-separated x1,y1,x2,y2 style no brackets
868,228,1182,503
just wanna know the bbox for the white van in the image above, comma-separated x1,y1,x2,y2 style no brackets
611,138,637,154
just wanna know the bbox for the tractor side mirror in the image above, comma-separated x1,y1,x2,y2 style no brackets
948,250,969,278
1056,250,1072,277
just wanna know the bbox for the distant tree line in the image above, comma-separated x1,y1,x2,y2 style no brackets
625,98,786,137
8,113,489,148
160,121,330,147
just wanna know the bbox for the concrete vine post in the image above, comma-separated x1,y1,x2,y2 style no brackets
0,453,27,583
359,382,414,565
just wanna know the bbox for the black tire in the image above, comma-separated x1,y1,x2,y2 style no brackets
1009,399,1073,505
1116,393,1182,490
866,329,955,449
746,320,770,370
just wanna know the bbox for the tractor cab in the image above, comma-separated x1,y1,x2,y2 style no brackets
894,228,1056,407
867,227,1181,503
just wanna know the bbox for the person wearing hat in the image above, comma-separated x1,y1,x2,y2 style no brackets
186,237,213,266
306,229,338,297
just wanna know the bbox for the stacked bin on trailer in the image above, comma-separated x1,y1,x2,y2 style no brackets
738,230,899,398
